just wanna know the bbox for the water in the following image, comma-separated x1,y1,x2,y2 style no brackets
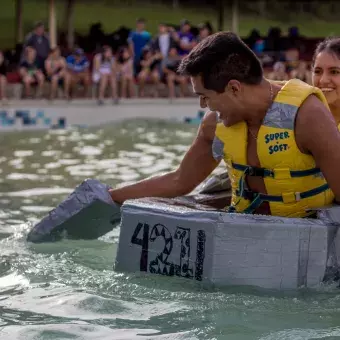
1,119,340,340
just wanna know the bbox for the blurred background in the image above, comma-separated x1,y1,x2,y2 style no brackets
0,0,338,102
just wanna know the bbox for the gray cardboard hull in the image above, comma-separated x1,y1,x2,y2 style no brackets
115,199,339,290
27,179,121,242
26,178,340,290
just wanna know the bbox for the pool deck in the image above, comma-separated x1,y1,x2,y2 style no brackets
0,98,204,131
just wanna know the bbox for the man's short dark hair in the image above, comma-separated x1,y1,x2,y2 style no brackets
34,21,44,29
178,31,263,93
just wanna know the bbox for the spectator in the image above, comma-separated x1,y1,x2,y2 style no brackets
22,21,50,71
173,19,196,57
267,61,289,81
117,46,135,98
92,46,118,104
261,54,275,78
128,18,152,75
253,38,266,56
290,60,312,84
66,48,90,98
45,47,70,100
265,27,283,52
285,26,305,53
197,23,211,43
284,47,300,73
137,48,162,97
246,29,261,51
19,46,45,98
151,23,175,59
162,47,187,99
0,51,8,102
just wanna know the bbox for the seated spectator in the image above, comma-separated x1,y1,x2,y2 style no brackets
117,47,135,98
92,45,118,105
284,26,305,54
261,54,275,78
267,61,289,81
253,38,266,56
151,23,175,59
284,47,300,73
265,27,283,53
246,29,261,51
19,46,45,98
0,51,8,102
45,46,70,100
197,23,211,43
290,60,311,84
66,48,90,98
172,19,196,57
162,47,187,99
137,48,162,97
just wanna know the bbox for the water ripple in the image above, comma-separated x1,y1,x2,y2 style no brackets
1,120,340,340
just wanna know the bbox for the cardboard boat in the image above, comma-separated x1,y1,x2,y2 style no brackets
26,175,340,290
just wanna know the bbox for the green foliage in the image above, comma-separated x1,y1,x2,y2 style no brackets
1,0,340,49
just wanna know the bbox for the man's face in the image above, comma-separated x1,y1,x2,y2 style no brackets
35,25,44,36
27,47,36,61
199,27,210,39
158,24,167,34
191,75,244,127
181,24,190,33
136,22,145,31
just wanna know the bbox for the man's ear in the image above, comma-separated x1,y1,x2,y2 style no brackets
226,80,241,96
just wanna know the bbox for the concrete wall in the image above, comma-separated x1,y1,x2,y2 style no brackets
0,99,204,131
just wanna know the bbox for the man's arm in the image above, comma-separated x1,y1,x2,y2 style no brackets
296,95,340,202
109,111,220,204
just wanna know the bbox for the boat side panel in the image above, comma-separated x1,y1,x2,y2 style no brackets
115,199,338,289
211,221,298,289
211,220,331,289
307,225,336,286
115,203,217,284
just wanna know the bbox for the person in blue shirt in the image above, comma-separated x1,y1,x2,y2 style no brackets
128,18,152,75
66,48,90,97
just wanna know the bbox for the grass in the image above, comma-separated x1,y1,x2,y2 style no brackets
1,0,340,49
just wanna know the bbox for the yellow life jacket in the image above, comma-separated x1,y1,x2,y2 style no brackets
214,79,334,218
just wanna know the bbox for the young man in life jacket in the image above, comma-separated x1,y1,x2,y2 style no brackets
109,31,340,218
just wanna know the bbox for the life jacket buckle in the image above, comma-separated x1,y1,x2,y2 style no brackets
273,168,291,180
247,166,265,177
282,191,300,204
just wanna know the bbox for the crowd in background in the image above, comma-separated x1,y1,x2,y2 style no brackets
0,19,314,103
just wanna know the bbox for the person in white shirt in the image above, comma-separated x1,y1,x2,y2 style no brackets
92,46,118,104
